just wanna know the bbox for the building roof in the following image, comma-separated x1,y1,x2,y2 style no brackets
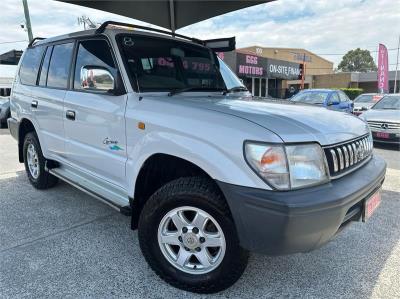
0,50,23,65
238,46,334,65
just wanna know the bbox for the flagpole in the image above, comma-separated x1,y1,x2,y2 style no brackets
394,35,400,94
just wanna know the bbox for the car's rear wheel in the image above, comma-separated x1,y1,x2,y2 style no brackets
23,132,58,189
138,176,248,293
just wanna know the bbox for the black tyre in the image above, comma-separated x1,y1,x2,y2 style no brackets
138,176,248,293
23,132,58,189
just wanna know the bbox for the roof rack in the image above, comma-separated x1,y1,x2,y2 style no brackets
28,37,46,47
96,21,204,45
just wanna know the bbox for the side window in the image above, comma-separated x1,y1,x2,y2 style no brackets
339,91,350,102
330,93,340,104
19,46,45,85
47,43,74,89
38,46,53,86
74,39,117,91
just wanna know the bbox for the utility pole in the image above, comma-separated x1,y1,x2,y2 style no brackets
22,0,33,42
394,35,400,94
301,53,306,89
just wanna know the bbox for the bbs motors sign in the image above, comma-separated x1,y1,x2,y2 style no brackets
267,59,302,80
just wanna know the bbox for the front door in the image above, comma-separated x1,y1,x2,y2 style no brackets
63,38,127,188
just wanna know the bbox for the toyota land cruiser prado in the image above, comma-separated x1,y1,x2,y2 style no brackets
8,21,386,293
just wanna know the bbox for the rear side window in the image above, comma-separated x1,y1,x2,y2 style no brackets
19,46,45,85
47,43,74,89
38,46,53,86
73,39,117,90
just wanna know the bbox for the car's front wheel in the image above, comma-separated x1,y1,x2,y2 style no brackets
138,177,248,293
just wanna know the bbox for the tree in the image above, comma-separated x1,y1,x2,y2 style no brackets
338,48,377,72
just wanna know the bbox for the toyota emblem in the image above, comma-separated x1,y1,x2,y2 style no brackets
381,123,389,130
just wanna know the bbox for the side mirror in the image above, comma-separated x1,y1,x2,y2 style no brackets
361,106,368,111
80,66,115,93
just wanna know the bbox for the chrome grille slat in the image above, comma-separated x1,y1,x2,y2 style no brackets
347,144,353,165
342,146,349,168
324,135,373,178
352,143,358,163
337,148,344,170
330,149,338,172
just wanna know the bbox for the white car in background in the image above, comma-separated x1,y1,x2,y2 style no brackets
353,93,384,115
359,94,400,144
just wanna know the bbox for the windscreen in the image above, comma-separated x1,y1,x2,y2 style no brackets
373,96,400,110
118,35,226,92
355,94,374,103
291,91,329,104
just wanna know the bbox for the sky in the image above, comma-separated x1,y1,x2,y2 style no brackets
1,0,399,70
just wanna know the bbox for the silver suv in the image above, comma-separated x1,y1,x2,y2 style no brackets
8,21,386,293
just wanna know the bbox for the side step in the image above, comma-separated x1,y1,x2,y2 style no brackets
48,166,132,216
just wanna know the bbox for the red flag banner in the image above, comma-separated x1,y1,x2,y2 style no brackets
377,44,389,93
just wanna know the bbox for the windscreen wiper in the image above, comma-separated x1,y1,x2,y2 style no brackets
168,87,225,97
222,86,249,95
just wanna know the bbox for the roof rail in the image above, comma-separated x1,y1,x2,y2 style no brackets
28,37,46,47
95,21,204,45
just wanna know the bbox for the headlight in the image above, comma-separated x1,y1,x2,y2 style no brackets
244,142,329,190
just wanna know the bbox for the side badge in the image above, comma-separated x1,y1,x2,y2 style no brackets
103,138,124,151
109,145,124,151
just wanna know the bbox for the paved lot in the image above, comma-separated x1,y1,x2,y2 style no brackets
0,128,399,299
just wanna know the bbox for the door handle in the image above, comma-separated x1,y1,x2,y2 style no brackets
31,100,38,108
66,110,76,121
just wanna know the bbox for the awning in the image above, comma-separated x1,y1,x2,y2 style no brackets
57,0,274,32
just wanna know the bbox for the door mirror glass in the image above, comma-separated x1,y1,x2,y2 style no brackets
80,66,115,92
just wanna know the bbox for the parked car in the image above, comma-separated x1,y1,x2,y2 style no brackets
290,89,353,113
8,21,386,293
0,96,10,128
359,94,400,144
353,93,384,115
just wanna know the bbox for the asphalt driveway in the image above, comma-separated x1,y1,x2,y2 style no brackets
1,128,399,298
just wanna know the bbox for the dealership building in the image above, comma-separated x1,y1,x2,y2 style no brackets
219,46,334,98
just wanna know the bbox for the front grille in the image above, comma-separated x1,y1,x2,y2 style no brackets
367,121,400,131
324,134,373,177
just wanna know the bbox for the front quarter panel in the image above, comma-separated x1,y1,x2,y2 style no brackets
124,93,283,197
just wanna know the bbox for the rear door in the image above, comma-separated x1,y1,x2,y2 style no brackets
14,46,45,132
63,38,128,188
30,42,74,159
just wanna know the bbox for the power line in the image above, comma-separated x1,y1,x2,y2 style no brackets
315,48,399,56
0,40,28,45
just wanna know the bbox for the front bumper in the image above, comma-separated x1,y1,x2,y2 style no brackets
217,155,386,255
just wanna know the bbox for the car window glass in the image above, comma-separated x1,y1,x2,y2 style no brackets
292,92,328,104
355,95,373,103
338,91,349,102
330,93,340,104
19,46,45,85
373,96,400,110
38,46,53,86
47,42,74,89
119,35,225,92
74,39,117,90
